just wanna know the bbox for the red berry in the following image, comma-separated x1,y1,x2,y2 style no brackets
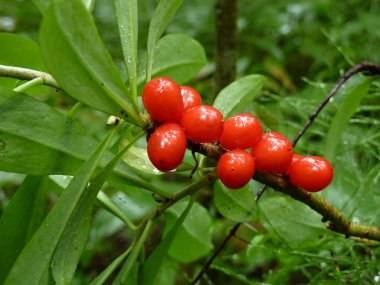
180,86,202,111
289,156,334,192
217,149,255,189
285,153,304,174
180,105,223,143
219,113,263,150
142,77,183,123
251,132,293,173
147,123,187,172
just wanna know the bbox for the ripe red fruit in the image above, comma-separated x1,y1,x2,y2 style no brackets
180,105,223,143
289,156,334,192
142,77,183,123
285,153,304,174
251,132,293,173
217,149,255,189
180,86,202,111
218,113,263,150
147,123,187,172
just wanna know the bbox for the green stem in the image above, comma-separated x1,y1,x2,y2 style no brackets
13,77,44,93
89,246,132,285
67,102,82,118
137,171,217,231
97,191,137,231
115,219,153,283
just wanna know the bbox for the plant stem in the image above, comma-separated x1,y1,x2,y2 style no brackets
137,171,217,232
67,102,82,118
292,62,380,146
13,77,44,93
254,172,380,241
191,223,241,285
0,65,60,89
213,0,237,99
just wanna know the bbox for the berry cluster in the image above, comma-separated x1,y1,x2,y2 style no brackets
143,77,334,193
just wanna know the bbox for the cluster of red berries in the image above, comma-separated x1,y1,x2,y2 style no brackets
143,77,334,193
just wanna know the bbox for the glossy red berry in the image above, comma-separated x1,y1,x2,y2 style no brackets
180,105,223,143
180,86,202,111
285,153,304,174
251,132,293,173
218,113,263,150
147,123,187,172
289,156,334,192
217,149,255,189
142,77,183,123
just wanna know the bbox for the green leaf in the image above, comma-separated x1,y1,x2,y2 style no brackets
213,181,254,222
90,247,132,285
33,0,94,13
4,128,116,285
146,0,184,81
324,78,372,159
33,0,50,14
40,0,142,125
0,176,48,284
138,34,207,88
258,193,328,247
113,220,153,284
165,200,213,263
0,33,45,70
213,75,267,118
51,131,145,285
142,197,193,285
0,33,47,93
0,88,151,191
114,0,139,110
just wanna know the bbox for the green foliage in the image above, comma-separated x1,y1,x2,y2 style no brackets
213,181,254,222
0,0,380,284
40,0,142,124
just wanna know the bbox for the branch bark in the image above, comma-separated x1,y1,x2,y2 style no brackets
213,0,237,98
0,64,60,90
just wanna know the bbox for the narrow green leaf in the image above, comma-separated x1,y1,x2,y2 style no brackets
90,247,132,285
40,0,142,125
0,88,151,191
165,201,213,263
324,78,372,159
138,34,207,88
142,197,194,285
146,0,184,81
114,0,139,110
113,220,153,284
4,128,116,285
51,131,144,285
213,75,267,118
213,181,254,222
0,176,48,284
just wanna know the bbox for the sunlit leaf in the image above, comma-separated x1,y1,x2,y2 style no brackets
40,0,142,124
213,75,266,118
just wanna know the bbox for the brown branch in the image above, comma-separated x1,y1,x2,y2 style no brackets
213,0,237,99
254,172,380,240
292,62,380,146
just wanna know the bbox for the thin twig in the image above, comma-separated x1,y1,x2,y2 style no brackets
0,64,60,90
191,223,241,285
292,62,380,146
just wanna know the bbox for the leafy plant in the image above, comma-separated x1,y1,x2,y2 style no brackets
0,0,380,284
